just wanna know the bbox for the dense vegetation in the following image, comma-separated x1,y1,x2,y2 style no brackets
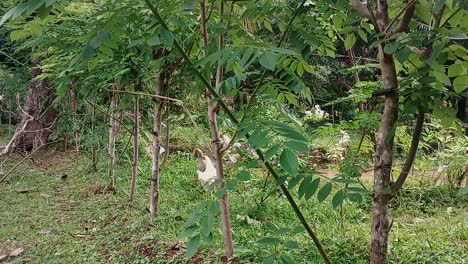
0,0,467,263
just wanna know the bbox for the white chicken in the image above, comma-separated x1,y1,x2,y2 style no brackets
194,148,217,192
314,104,326,118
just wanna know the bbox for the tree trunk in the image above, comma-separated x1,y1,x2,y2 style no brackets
108,90,119,192
370,30,400,264
91,103,97,172
68,77,79,161
129,95,140,203
150,68,166,217
1,61,58,155
200,0,234,259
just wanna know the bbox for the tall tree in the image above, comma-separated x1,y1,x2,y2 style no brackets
1,61,57,155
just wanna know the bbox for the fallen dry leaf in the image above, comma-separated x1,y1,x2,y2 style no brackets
38,230,50,235
9,248,24,257
40,193,51,199
15,187,38,193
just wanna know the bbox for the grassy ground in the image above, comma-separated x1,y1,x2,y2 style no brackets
0,130,467,263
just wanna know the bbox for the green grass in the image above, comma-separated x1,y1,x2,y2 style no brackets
0,130,467,263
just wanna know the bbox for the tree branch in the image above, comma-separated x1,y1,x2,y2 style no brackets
390,110,424,195
388,0,418,36
351,0,373,20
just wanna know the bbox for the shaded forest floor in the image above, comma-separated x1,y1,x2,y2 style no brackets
0,134,467,263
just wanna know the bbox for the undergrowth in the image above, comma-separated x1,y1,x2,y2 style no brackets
0,130,466,263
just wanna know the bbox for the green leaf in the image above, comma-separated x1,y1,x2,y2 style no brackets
186,235,200,259
248,128,269,149
263,254,277,264
332,190,345,209
396,47,411,63
453,75,468,93
0,6,18,27
240,47,256,68
296,63,304,77
30,23,42,36
447,63,464,77
26,0,45,12
384,42,399,54
148,36,161,46
305,178,320,200
180,226,199,238
317,183,332,203
433,71,451,85
207,201,220,215
347,186,371,194
344,34,356,50
283,240,299,249
236,170,250,182
288,175,303,190
99,46,113,57
200,215,214,236
264,20,273,32
357,29,368,42
89,37,100,49
348,193,362,202
82,45,95,61
298,176,311,199
160,29,174,48
280,148,299,176
257,237,281,245
259,50,278,71
457,186,468,196
269,121,307,142
264,144,281,161
332,178,360,184
434,0,445,12
440,116,454,128
280,255,296,264
427,43,444,64
97,30,111,41
10,30,25,41
181,0,197,11
284,141,309,152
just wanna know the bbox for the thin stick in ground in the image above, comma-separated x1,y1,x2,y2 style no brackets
129,95,140,204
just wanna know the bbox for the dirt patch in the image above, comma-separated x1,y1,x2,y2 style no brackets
137,241,159,258
188,252,204,264
221,256,241,264
163,242,182,260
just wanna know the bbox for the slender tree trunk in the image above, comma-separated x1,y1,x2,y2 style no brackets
150,65,167,218
91,103,97,172
129,95,140,203
200,0,234,259
8,100,12,137
68,77,79,161
1,61,58,155
108,90,119,192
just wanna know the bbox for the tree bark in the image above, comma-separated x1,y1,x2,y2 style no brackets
150,63,167,218
1,61,58,155
200,0,235,259
91,103,97,172
108,90,119,192
68,77,80,161
129,95,140,203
